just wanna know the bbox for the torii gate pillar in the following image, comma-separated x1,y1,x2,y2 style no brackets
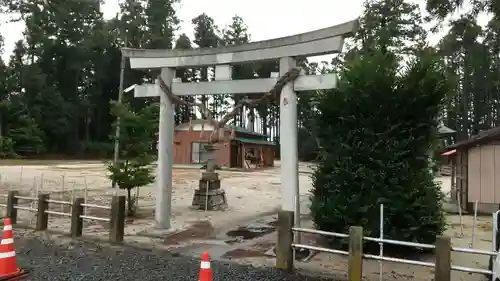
279,57,299,218
157,68,175,229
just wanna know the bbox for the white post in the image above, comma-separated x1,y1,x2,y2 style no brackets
19,166,23,184
471,200,478,248
379,204,384,281
279,57,299,237
156,67,175,229
61,174,65,212
84,177,88,215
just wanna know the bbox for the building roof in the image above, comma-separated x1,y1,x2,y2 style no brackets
176,119,268,138
234,137,275,146
226,125,267,138
437,122,456,136
441,149,456,156
447,126,500,150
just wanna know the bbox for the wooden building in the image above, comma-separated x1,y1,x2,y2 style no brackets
173,120,275,169
445,126,500,211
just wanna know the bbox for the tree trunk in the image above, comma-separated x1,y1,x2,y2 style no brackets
127,188,134,216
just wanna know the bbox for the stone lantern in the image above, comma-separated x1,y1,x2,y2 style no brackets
191,143,228,210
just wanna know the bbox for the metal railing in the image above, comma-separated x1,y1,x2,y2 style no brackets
293,227,495,275
12,195,38,213
0,191,125,243
0,194,7,208
282,204,499,281
45,199,72,217
80,203,111,222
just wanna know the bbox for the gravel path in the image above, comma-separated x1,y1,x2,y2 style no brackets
12,232,337,281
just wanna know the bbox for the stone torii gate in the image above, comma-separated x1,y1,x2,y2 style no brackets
120,20,358,230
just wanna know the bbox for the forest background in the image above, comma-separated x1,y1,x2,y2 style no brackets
0,0,496,160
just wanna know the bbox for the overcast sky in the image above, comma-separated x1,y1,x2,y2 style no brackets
1,0,364,62
0,0,488,63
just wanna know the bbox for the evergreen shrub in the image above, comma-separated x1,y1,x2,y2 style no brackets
310,50,448,252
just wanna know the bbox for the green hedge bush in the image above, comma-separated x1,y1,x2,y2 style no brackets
310,50,447,252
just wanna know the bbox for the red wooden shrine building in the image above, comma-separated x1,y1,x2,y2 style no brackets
173,120,275,169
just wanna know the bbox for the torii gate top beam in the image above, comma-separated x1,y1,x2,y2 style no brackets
121,20,358,69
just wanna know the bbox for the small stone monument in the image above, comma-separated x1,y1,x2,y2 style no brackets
191,144,228,210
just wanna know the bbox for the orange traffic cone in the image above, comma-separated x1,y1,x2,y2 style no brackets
0,218,28,280
199,251,212,281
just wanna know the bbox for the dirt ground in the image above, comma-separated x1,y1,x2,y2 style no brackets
0,161,313,237
0,162,495,281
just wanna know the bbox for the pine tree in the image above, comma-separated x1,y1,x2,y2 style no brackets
174,34,195,124
108,102,157,216
344,0,427,61
145,0,179,49
426,0,499,20
221,15,253,125
192,13,221,113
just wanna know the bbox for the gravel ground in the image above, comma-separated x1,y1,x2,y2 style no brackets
13,232,337,281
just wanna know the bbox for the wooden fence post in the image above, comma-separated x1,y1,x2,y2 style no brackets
435,236,451,281
6,191,18,224
348,226,363,281
36,193,49,230
70,197,84,237
109,195,125,243
276,210,294,272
